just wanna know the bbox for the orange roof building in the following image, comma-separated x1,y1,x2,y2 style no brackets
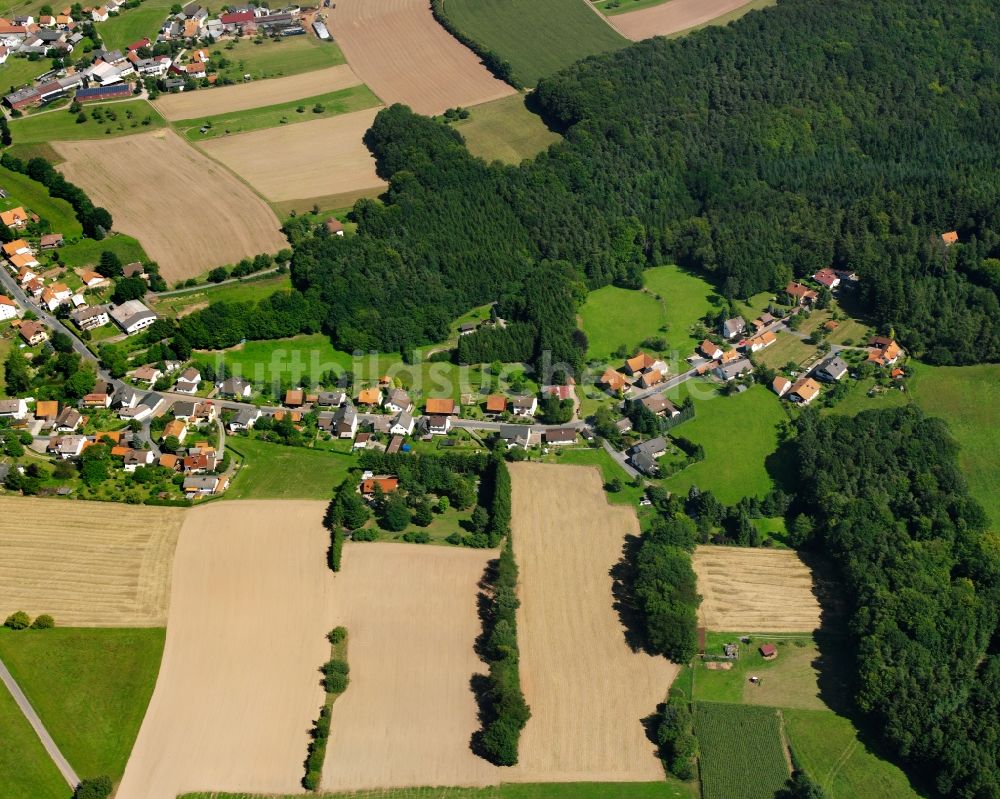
357,387,382,405
361,476,398,494
2,239,30,257
625,351,655,375
941,231,959,246
789,377,822,405
1,207,28,228
485,394,507,414
35,400,59,419
599,368,628,392
284,388,304,407
425,397,456,415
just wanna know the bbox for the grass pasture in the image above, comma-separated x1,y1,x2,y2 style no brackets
211,35,345,82
98,0,175,50
694,703,789,799
0,679,68,799
442,0,626,86
0,164,82,237
151,274,291,317
0,627,164,782
226,437,355,500
755,330,818,370
57,234,147,269
10,99,166,142
0,53,49,91
181,784,694,798
454,94,560,164
174,84,381,141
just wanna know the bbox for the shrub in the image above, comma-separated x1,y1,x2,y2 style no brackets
73,776,112,799
327,626,347,645
4,611,30,630
403,530,431,543
30,614,54,629
351,528,379,541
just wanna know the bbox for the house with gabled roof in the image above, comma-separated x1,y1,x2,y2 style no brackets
785,281,818,305
788,377,821,405
425,397,456,415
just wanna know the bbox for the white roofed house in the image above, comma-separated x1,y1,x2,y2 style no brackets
228,406,261,432
173,367,202,394
109,299,157,335
0,295,17,320
0,398,28,419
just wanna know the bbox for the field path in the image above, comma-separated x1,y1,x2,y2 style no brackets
0,656,79,788
507,462,676,781
327,0,514,114
608,0,760,40
117,501,335,799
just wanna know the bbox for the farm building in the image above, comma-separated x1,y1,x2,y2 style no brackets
760,644,778,660
76,83,131,102
312,20,330,39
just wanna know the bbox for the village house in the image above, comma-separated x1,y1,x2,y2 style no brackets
498,424,533,450
544,427,576,446
109,299,157,335
629,437,667,476
624,352,655,375
162,419,187,443
772,375,792,397
131,364,162,386
1,206,28,229
636,369,664,390
19,320,48,345
426,414,451,435
485,394,507,415
753,312,776,330
79,269,107,288
333,403,357,438
357,387,382,406
941,231,959,247
714,358,753,382
183,474,229,496
867,337,903,367
698,339,724,361
511,395,537,417
316,390,346,407
219,376,252,399
3,238,32,257
458,322,477,336
542,383,574,401
123,262,147,279
228,406,260,432
383,388,412,414
39,233,63,249
390,410,415,436
55,406,82,432
284,388,304,407
324,217,344,236
425,397,457,416
0,398,28,419
122,448,154,472
361,475,398,498
785,281,818,305
720,316,745,339
641,394,679,417
814,355,849,382
81,390,112,408
599,368,629,394
0,295,17,320
174,367,202,394
34,400,59,422
788,377,821,405
812,268,840,289
71,305,110,331
744,330,777,353
50,434,88,459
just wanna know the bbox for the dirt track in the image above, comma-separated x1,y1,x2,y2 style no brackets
608,0,758,40
153,64,364,120
116,501,334,799
0,496,183,626
198,108,387,202
693,545,821,632
53,131,287,282
327,0,514,114
323,542,501,790
506,463,676,782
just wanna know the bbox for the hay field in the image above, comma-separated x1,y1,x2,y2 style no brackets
0,496,183,626
322,543,500,790
153,64,364,120
327,0,514,114
507,462,677,782
198,108,386,203
52,131,287,282
609,0,760,40
692,546,821,632
116,501,334,799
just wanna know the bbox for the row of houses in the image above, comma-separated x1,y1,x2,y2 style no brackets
160,3,303,43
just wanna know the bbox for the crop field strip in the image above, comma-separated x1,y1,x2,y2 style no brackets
607,0,767,40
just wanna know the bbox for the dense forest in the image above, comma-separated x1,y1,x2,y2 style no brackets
794,407,1000,797
222,0,995,367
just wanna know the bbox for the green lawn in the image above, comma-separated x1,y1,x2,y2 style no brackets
442,0,626,86
57,235,148,270
98,0,175,50
10,99,166,143
580,265,719,362
784,709,924,799
181,782,694,799
452,94,560,164
823,377,909,418
174,85,381,141
756,331,817,370
0,54,48,92
0,627,164,782
694,702,789,799
226,437,355,500
210,35,345,82
0,679,69,799
0,165,82,237
660,383,785,503
910,362,1000,529
151,274,292,317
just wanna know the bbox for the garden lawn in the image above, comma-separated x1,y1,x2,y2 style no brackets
0,627,165,782
9,100,166,143
174,85,381,141
694,702,789,799
783,708,923,799
57,234,147,269
661,383,784,503
0,54,48,90
226,437,355,499
179,781,694,798
210,35,345,82
0,679,68,799
98,0,176,50
823,377,909,418
0,165,82,237
151,274,291,317
756,331,818,370
910,362,1000,529
442,0,626,86
453,94,560,164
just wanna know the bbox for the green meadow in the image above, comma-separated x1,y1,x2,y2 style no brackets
226,437,355,500
453,94,561,165
0,679,68,799
10,99,166,143
0,164,82,237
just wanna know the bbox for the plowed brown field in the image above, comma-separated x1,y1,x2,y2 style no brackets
327,0,514,114
693,545,821,632
53,131,287,282
0,496,183,626
506,463,676,782
609,0,759,40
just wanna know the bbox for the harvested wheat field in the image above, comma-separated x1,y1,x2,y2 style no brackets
116,501,334,799
323,542,501,791
0,495,183,626
506,463,676,782
153,64,364,120
693,545,821,632
53,131,286,282
198,108,386,203
327,0,514,114
609,0,760,40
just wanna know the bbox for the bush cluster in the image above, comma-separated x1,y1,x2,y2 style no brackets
73,776,112,799
4,611,54,630
657,694,697,780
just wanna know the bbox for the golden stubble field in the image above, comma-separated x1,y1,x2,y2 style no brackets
327,0,514,114
53,131,287,282
116,500,335,799
609,0,759,40
506,462,677,782
692,545,821,632
0,495,184,626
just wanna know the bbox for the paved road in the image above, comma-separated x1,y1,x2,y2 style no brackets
0,656,80,789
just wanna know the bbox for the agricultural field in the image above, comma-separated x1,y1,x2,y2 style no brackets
323,543,499,790
154,64,363,120
0,496,184,626
326,0,514,115
453,94,560,164
507,463,677,781
0,627,164,781
442,0,626,86
226,437,355,500
197,107,386,204
9,99,166,142
606,0,772,39
0,164,82,237
210,35,346,82
910,362,1000,528
692,546,821,633
116,501,333,799
0,679,68,799
660,383,786,504
98,0,175,50
53,130,287,282
693,703,789,799
151,273,292,318
551,446,646,507
180,783,694,799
